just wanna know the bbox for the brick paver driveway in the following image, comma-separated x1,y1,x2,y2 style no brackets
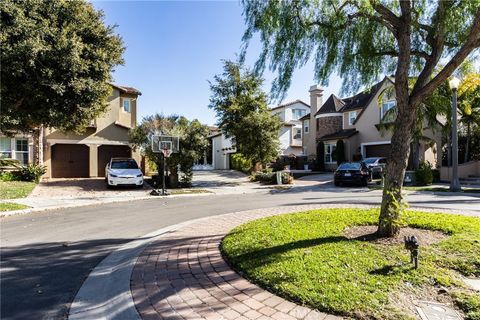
131,206,345,320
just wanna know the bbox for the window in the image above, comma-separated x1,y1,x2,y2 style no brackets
0,137,12,159
293,128,302,140
291,108,306,120
348,111,357,125
381,100,396,120
325,143,337,163
15,139,29,166
304,120,309,133
123,98,131,113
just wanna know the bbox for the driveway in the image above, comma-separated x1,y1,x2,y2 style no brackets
192,170,268,194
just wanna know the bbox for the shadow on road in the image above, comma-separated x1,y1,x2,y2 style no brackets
1,238,135,320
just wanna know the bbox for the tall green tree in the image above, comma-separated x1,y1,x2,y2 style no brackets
129,114,209,187
241,0,480,236
208,60,281,170
0,0,124,134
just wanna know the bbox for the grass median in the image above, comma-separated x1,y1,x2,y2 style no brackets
221,208,480,320
0,181,37,199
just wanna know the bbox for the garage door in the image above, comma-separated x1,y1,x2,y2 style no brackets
97,145,131,177
365,144,391,158
51,144,89,178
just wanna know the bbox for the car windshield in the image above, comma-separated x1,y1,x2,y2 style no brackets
362,158,378,164
111,160,138,169
338,163,361,170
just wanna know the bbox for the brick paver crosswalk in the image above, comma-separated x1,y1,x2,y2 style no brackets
130,205,347,320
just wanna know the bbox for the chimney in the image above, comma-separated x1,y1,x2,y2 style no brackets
309,85,323,116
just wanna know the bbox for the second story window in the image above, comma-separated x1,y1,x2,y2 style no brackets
304,120,309,133
348,111,357,125
293,128,302,140
123,98,131,113
381,100,396,121
292,109,306,120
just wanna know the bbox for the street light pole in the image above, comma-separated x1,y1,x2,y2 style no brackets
449,76,461,192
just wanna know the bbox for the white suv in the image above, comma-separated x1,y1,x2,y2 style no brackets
105,158,143,188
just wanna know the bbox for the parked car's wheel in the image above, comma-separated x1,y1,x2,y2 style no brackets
106,183,113,189
137,183,144,189
334,180,340,187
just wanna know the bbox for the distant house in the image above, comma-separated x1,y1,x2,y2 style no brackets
1,83,142,178
302,77,442,170
269,100,310,156
209,130,236,170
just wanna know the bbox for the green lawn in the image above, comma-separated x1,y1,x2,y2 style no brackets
0,202,29,212
170,189,212,195
0,181,37,199
221,208,480,320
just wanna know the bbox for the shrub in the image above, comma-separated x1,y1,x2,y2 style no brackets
18,164,46,183
415,162,433,186
231,153,252,173
0,158,21,169
336,140,346,165
251,171,292,184
0,171,18,181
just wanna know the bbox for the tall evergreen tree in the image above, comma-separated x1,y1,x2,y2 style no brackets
1,0,124,134
208,61,281,169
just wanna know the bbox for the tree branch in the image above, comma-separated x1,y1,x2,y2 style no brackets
369,0,401,30
411,9,480,106
411,1,447,98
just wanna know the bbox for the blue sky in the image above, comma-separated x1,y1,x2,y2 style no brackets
92,0,343,126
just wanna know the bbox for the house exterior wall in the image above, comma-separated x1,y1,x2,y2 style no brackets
211,133,235,170
271,101,310,156
316,115,342,141
43,87,141,178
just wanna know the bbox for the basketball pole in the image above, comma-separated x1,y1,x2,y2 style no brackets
162,152,166,196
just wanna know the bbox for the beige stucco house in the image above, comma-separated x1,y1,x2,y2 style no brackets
41,83,142,178
270,100,311,156
302,77,442,170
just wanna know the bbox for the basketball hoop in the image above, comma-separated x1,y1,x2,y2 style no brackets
150,135,179,196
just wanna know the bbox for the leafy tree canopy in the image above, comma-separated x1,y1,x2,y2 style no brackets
129,114,209,186
0,0,124,133
208,60,281,168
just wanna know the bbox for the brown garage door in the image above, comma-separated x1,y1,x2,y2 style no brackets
97,145,131,177
51,144,89,178
365,144,391,158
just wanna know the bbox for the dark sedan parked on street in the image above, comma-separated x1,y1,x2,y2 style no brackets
334,162,371,187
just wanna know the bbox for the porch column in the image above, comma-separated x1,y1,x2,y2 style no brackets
88,144,99,177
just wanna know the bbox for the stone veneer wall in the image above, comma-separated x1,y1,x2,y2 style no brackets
316,116,342,140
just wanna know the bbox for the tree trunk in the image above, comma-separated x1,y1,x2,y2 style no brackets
378,101,417,237
464,123,471,163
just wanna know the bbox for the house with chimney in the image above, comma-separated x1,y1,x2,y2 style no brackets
269,100,311,156
302,77,442,170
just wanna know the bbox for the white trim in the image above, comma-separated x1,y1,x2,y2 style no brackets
315,113,342,119
46,139,130,146
360,140,391,158
122,98,131,113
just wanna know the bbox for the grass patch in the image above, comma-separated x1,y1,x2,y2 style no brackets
221,208,480,320
0,181,37,199
0,202,29,212
169,189,212,195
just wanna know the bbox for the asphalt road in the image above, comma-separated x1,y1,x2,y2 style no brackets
1,188,479,320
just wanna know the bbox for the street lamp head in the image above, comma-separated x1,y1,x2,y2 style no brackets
449,76,461,90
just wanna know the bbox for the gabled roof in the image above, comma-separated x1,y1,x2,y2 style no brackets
270,99,310,111
315,94,345,116
109,83,142,96
319,129,358,141
344,77,394,124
